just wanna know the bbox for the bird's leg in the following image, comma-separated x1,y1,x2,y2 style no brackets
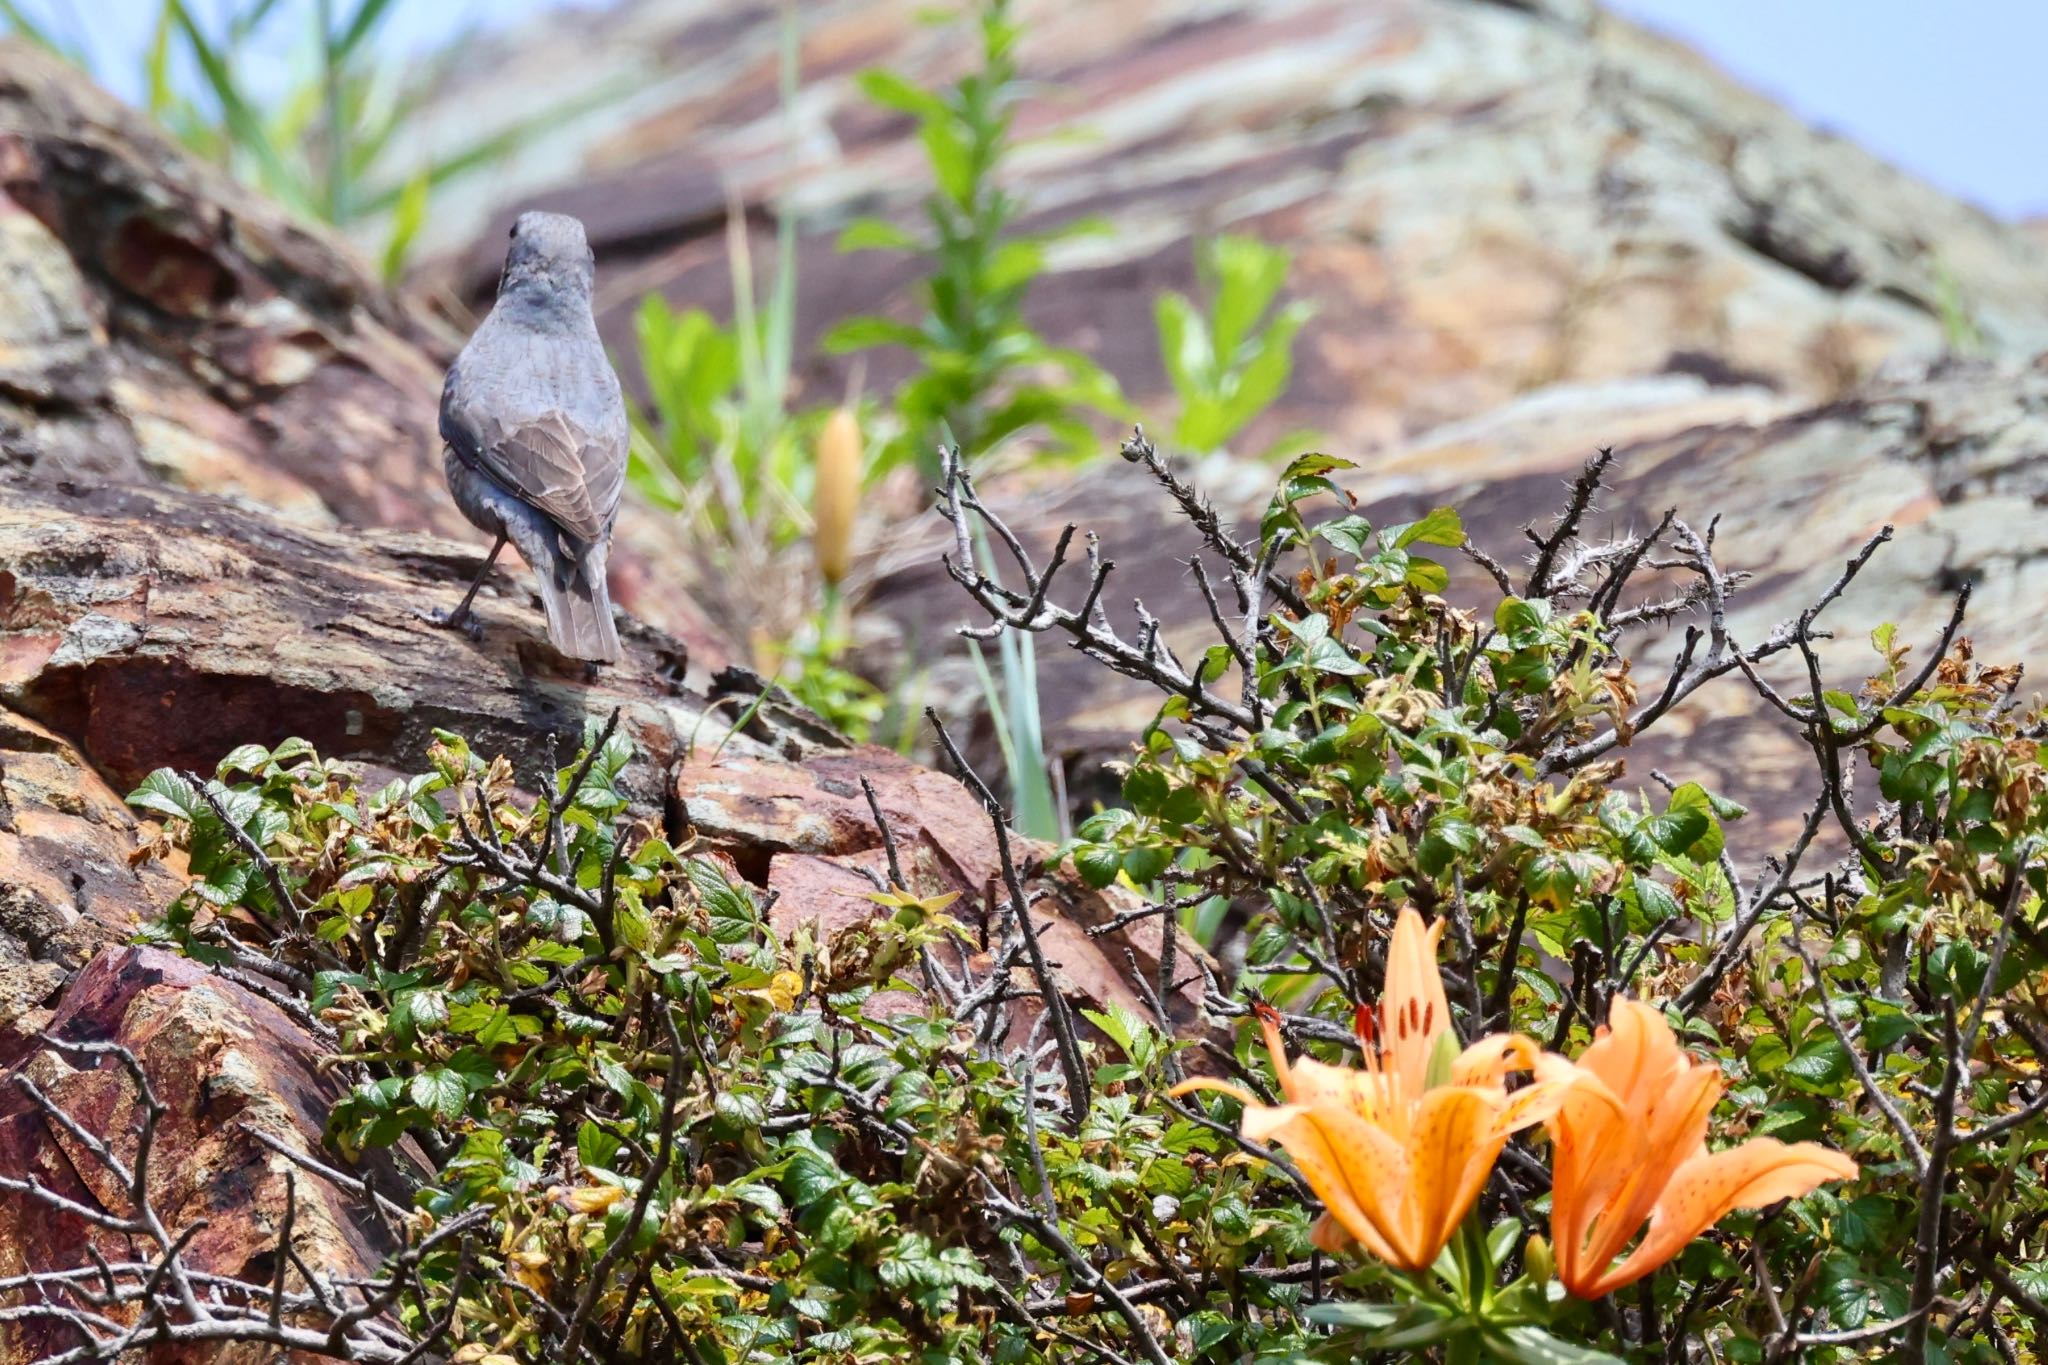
420,534,506,643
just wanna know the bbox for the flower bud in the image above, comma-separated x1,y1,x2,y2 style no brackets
813,406,862,586
1524,1234,1553,1289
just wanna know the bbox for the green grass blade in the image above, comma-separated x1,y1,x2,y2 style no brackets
226,0,288,44
146,2,175,117
167,0,309,212
379,170,429,282
335,0,397,59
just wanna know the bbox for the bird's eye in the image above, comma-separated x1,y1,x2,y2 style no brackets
510,221,521,239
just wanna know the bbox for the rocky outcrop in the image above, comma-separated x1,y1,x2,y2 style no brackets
0,40,725,663
412,0,2048,839
416,0,2048,432
0,710,173,1049
0,947,413,1365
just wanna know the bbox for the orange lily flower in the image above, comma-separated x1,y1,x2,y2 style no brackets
1174,908,1574,1271
1547,997,1858,1298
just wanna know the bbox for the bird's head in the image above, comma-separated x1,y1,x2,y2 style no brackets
500,211,596,299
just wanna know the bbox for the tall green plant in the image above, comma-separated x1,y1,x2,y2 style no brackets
827,0,1123,478
1156,234,1313,455
627,10,887,741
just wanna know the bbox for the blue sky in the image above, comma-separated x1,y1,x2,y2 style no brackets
1605,0,2048,219
18,1,2048,222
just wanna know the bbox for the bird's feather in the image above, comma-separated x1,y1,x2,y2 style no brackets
440,345,627,552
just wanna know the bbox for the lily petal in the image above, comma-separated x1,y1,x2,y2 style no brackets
1408,1085,1509,1270
1383,908,1453,1097
1548,997,1858,1299
1256,1101,1412,1265
1574,1139,1860,1297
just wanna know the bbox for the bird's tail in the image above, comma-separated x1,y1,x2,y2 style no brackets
537,552,621,664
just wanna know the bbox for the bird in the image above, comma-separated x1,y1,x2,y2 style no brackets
428,210,627,664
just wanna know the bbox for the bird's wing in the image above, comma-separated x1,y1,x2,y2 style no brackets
442,358,622,549
578,368,630,537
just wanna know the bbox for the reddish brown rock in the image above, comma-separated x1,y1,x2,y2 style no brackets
0,946,412,1365
0,475,764,813
0,40,727,667
681,747,1207,1034
0,706,176,1043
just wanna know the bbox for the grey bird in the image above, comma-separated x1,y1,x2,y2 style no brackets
430,211,627,664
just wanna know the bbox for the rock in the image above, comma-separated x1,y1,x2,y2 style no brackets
0,40,453,521
412,0,2048,839
681,747,1207,1034
0,707,176,1043
0,475,739,813
0,946,413,1365
422,0,2048,435
0,39,728,666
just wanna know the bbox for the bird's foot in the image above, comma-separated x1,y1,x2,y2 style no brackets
416,605,485,644
582,660,602,684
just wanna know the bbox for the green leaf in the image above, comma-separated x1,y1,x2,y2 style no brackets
1276,452,1356,482
878,1231,995,1292
1122,765,1169,815
128,769,202,822
1487,1326,1627,1365
1860,1002,1921,1050
409,1068,467,1121
1120,845,1171,885
857,68,949,121
1664,783,1728,860
1403,555,1450,594
1305,1302,1411,1330
1073,844,1122,889
1318,514,1375,557
1632,874,1681,924
715,1089,766,1129
380,170,431,282
393,988,446,1039
1155,290,1213,400
1418,815,1481,877
836,217,920,253
1391,505,1466,549
217,743,272,776
334,0,399,58
1304,636,1369,677
823,315,929,354
1494,597,1553,635
596,1054,635,1099
577,1121,622,1174
1643,804,1712,858
1784,1035,1851,1090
